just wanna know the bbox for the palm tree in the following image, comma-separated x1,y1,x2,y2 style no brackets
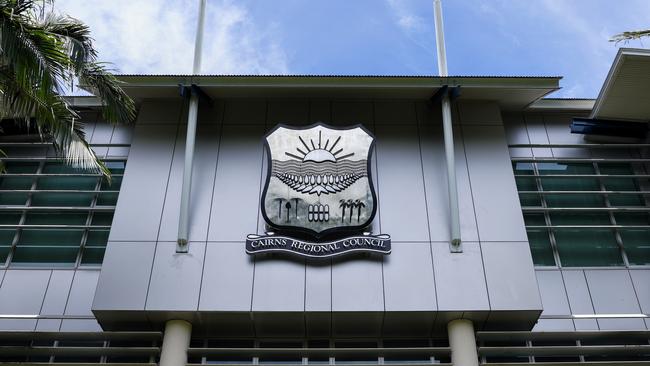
611,29,650,43
0,0,135,177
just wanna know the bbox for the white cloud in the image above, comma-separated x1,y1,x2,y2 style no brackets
385,0,426,33
54,0,289,75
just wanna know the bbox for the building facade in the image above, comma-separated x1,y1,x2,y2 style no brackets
0,48,649,365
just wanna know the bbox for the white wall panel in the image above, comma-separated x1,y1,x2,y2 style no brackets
252,258,305,311
332,257,383,311
65,270,100,316
535,270,571,315
0,270,50,314
383,242,436,311
199,242,254,311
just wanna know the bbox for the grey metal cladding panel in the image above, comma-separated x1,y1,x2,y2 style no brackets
199,242,254,311
64,270,100,316
111,124,134,144
309,100,331,123
419,122,479,242
252,257,305,311
157,124,220,242
523,114,553,158
585,270,642,313
463,125,528,242
457,101,502,125
374,125,429,242
532,319,575,331
137,99,185,124
535,270,570,315
109,124,178,241
573,318,599,330
267,100,309,125
561,270,595,314
383,242,436,311
60,319,102,332
89,123,114,144
482,242,541,310
40,270,74,315
92,242,155,311
0,270,50,314
0,319,37,331
543,115,590,158
331,257,384,311
36,319,62,331
374,101,416,125
146,242,205,311
331,101,373,128
597,318,647,330
305,261,331,311
431,241,489,311
223,100,267,124
630,270,650,313
502,112,532,158
207,124,265,241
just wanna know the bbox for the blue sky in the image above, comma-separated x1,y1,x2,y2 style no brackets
56,0,650,98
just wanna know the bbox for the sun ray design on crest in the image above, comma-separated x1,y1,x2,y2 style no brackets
274,130,365,196
285,131,355,163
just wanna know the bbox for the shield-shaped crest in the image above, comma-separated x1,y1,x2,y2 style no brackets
261,123,377,237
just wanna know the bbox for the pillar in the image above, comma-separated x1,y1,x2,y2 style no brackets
160,320,192,366
447,319,479,366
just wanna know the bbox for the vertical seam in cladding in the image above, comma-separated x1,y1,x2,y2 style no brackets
415,101,439,309
558,269,578,330
144,100,185,310
198,101,226,310
61,269,77,320
541,114,556,159
626,269,645,314
582,270,600,330
460,112,492,310
37,270,53,318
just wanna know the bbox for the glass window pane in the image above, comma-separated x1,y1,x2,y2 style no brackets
0,177,33,190
86,230,109,246
540,177,600,191
607,193,645,207
106,161,126,174
524,213,546,226
42,163,87,174
620,229,650,265
11,246,77,266
555,229,622,266
37,176,97,190
80,247,105,265
91,212,114,226
538,162,595,175
550,213,611,225
526,229,555,266
0,212,22,225
24,212,87,225
519,193,541,207
96,192,118,206
598,163,634,175
0,246,9,264
31,193,94,207
5,162,39,173
0,192,28,205
101,176,122,191
0,229,16,245
18,229,83,246
545,194,605,207
615,212,650,225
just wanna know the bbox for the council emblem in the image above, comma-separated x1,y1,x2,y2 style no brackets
246,123,390,258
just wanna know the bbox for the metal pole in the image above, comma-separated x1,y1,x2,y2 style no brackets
177,0,207,252
433,0,462,252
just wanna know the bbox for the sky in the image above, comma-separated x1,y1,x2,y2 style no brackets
55,0,650,98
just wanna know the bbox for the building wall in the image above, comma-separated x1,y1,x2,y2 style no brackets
93,98,541,335
503,111,650,332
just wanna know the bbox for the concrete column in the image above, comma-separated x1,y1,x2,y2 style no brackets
447,319,478,366
160,320,192,366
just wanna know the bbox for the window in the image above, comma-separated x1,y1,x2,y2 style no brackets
512,155,650,267
0,123,130,268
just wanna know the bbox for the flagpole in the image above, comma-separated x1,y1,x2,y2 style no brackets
433,0,462,252
177,0,207,252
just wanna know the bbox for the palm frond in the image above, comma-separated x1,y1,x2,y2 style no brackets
38,12,97,71
79,62,135,124
610,29,650,43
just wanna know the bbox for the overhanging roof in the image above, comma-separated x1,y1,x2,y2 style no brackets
591,48,650,121
111,75,561,110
